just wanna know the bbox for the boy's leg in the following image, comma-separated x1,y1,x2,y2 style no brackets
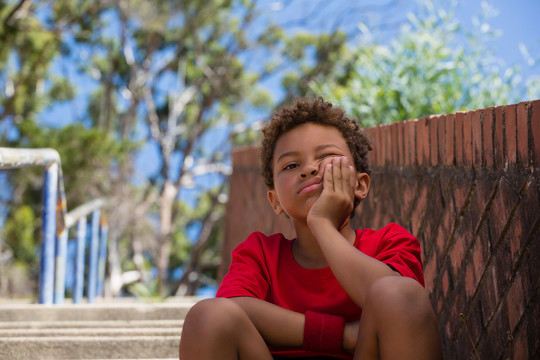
179,298,273,360
354,276,443,360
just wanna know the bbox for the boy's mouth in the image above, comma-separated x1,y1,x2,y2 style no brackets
298,179,322,195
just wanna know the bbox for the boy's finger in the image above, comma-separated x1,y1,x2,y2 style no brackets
349,166,355,197
341,157,351,193
323,163,333,191
332,157,342,191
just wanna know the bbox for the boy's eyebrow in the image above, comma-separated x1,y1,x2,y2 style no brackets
275,144,343,163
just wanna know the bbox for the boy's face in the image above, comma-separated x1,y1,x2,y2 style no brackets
267,122,364,221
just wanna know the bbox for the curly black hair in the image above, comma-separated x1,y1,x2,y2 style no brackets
259,97,373,190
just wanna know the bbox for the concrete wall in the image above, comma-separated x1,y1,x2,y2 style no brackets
220,100,540,359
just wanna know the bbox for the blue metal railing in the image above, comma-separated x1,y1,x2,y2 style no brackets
0,147,108,304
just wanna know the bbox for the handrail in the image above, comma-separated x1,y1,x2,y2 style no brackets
0,147,107,304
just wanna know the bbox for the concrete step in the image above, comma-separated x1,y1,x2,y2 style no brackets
0,302,193,322
0,297,199,359
0,325,182,337
0,335,180,359
0,319,183,329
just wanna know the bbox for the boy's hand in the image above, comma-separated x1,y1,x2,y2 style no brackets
342,320,360,353
307,156,356,229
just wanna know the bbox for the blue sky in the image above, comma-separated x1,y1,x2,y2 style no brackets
453,0,539,76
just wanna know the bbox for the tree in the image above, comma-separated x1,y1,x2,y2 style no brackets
311,1,540,126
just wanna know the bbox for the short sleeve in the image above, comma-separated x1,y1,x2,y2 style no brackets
371,223,425,286
216,232,272,300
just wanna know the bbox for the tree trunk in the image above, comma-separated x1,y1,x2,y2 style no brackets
156,179,177,295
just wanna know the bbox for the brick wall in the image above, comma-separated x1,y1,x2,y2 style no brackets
220,100,540,359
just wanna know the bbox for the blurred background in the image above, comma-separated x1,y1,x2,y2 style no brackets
0,0,538,300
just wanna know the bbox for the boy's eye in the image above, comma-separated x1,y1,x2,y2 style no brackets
283,163,298,171
321,153,339,160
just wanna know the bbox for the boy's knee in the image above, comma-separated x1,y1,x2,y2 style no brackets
365,276,435,322
184,298,243,333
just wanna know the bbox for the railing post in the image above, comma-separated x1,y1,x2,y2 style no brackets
87,209,100,303
73,217,87,304
39,162,58,305
97,218,108,297
54,228,69,304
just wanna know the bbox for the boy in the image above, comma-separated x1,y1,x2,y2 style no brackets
179,97,443,360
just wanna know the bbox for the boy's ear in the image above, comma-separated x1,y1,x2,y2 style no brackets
267,189,284,215
354,173,370,201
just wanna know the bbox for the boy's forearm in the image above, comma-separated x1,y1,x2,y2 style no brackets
229,296,304,347
308,219,398,308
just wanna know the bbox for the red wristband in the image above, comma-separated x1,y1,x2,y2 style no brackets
303,310,345,353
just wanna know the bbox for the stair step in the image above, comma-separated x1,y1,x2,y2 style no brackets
0,326,182,337
0,298,199,359
0,319,183,329
0,335,180,359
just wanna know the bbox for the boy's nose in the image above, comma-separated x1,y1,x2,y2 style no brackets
300,164,318,178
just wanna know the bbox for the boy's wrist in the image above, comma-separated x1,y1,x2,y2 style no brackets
303,310,345,353
307,216,336,232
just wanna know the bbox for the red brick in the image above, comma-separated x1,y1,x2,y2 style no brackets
517,101,530,166
450,233,466,278
471,230,488,284
391,123,398,165
477,310,508,360
409,120,417,165
411,185,428,236
464,258,476,298
442,269,449,298
453,177,473,213
532,100,540,167
376,125,384,166
378,126,385,167
369,127,377,167
430,115,439,166
472,109,483,167
488,178,519,245
397,122,404,165
508,182,540,264
417,117,427,166
436,200,455,259
385,124,392,165
437,115,446,166
455,112,465,166
494,106,505,168
371,126,379,167
483,108,494,168
403,122,411,166
379,125,386,166
479,265,500,327
373,127,381,167
468,179,494,234
401,182,416,224
506,104,518,165
463,111,473,167
510,329,528,360
445,113,455,166
506,272,525,331
424,256,437,294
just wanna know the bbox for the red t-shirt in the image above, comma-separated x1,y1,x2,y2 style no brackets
217,223,424,359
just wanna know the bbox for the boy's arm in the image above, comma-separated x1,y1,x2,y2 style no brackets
230,296,358,353
229,296,304,346
307,157,399,308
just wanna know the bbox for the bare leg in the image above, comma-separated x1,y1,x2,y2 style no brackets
179,298,273,360
354,276,443,360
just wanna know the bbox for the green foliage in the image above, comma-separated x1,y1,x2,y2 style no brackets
3,205,37,267
12,121,133,207
312,3,540,127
